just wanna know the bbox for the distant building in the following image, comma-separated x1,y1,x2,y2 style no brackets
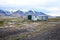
25,10,48,21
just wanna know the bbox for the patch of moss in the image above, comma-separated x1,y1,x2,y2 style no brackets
16,37,20,40
0,21,4,26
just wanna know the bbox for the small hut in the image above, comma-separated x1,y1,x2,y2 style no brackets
25,10,48,21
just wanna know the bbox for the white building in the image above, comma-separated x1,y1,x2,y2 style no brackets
25,10,48,21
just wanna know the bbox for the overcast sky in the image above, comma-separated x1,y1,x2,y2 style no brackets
0,0,60,16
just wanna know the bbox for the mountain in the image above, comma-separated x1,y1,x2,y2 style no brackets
0,9,6,16
0,9,11,16
0,9,49,18
12,10,24,17
34,11,48,16
25,10,34,14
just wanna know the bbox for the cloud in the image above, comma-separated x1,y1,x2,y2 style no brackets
47,7,60,12
0,0,57,6
0,0,60,16
46,12,60,16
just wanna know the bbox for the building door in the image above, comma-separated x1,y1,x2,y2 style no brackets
28,15,32,20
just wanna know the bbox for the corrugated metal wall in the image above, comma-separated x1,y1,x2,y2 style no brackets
43,16,48,20
27,15,48,21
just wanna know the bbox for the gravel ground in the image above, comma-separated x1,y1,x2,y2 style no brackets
0,22,60,40
0,27,29,40
29,23,60,40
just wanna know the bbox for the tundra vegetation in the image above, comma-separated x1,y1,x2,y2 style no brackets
0,17,60,40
